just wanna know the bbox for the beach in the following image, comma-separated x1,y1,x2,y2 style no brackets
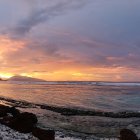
0,99,140,140
0,81,139,139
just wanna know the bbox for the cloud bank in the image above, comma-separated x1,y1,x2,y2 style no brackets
0,0,140,81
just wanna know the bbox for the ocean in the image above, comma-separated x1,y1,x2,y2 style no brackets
0,81,140,139
0,81,140,112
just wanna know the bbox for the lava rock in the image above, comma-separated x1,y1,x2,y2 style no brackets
0,116,14,126
9,107,20,117
0,105,10,117
0,104,10,111
120,129,138,140
9,112,38,133
32,127,55,140
0,109,7,117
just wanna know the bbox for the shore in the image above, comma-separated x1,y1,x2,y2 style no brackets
0,97,139,140
0,122,81,140
0,123,80,140
21,108,140,139
0,123,38,140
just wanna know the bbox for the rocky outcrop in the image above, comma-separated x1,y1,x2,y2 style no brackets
0,104,55,140
9,106,20,117
0,104,11,117
120,129,138,140
8,112,38,133
1,97,140,118
32,127,55,140
40,104,140,118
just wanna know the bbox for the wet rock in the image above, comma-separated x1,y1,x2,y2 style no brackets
0,105,10,117
0,105,39,134
120,129,138,140
9,107,20,117
9,112,38,133
0,109,7,117
0,116,14,125
32,127,55,140
0,104,10,110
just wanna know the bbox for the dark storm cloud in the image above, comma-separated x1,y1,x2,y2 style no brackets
12,0,91,36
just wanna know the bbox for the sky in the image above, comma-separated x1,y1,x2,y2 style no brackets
0,0,140,81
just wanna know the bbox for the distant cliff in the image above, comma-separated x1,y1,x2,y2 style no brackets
8,75,46,82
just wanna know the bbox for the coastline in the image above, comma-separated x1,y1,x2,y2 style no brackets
0,97,139,140
0,123,38,140
0,96,140,118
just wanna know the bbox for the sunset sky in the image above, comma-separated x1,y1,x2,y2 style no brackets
0,0,140,81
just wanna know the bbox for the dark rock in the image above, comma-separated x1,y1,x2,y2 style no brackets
9,112,38,133
0,109,7,117
120,129,138,140
0,105,39,133
0,116,14,126
0,104,10,110
32,127,55,140
19,112,38,124
9,107,20,117
0,105,11,117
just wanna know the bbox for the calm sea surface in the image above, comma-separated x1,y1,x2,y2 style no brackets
0,81,140,112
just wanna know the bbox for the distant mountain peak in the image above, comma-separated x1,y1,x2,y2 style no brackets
8,75,46,82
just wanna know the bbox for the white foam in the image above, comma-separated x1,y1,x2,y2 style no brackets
0,124,38,140
98,82,140,86
2,81,140,86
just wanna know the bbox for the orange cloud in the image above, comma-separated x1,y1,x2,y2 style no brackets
0,36,25,60
0,35,139,82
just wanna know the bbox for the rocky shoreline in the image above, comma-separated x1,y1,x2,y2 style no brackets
0,104,55,140
0,97,140,140
0,96,140,118
0,124,38,140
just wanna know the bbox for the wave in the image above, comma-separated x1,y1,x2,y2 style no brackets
96,82,140,86
2,81,140,86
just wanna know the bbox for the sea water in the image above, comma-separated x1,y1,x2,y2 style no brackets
0,81,140,139
0,81,139,112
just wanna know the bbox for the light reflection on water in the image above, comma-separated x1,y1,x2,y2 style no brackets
0,82,140,111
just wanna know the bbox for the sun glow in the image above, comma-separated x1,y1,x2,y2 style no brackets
0,73,14,79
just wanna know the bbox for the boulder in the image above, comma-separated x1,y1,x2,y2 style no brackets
32,127,55,140
0,109,7,117
0,116,14,126
120,129,138,140
9,112,38,133
0,104,10,117
0,104,10,111
9,107,20,117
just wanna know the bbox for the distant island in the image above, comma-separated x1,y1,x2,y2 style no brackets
7,75,46,82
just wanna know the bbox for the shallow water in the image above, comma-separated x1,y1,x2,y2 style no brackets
0,81,139,112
